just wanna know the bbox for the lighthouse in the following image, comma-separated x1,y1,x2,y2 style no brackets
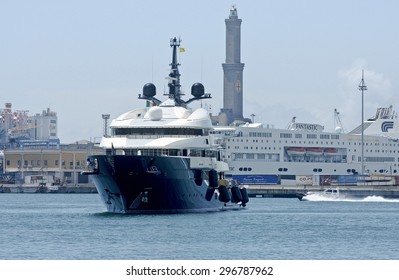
219,6,246,125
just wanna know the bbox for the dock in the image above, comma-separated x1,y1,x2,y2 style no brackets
2,183,399,198
0,184,97,194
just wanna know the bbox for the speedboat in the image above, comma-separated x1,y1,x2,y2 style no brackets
297,187,340,201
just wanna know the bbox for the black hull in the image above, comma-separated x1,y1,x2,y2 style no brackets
87,155,244,214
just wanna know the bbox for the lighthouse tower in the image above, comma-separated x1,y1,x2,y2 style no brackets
219,6,245,125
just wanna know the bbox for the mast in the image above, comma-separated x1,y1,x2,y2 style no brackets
358,69,367,175
167,37,183,104
139,37,211,106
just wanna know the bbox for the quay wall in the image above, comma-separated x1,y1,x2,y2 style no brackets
0,184,97,194
245,185,399,198
3,183,399,198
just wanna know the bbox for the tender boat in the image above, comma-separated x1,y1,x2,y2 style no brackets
296,187,340,201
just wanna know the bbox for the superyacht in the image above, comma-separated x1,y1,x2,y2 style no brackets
84,38,248,213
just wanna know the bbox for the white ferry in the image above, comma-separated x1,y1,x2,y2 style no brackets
212,106,399,187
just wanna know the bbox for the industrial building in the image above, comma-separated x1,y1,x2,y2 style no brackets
0,103,59,149
0,103,102,187
3,141,102,186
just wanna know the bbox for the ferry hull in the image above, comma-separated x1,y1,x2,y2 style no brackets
88,155,242,214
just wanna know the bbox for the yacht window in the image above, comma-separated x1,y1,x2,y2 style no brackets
112,127,204,136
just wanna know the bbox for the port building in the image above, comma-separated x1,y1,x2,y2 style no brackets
0,103,102,186
3,141,102,186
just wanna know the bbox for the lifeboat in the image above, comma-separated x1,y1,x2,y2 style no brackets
306,148,323,156
286,147,306,156
324,148,338,156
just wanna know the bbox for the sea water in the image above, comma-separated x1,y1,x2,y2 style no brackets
0,194,398,260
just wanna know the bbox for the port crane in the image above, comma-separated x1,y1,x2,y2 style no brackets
334,108,345,133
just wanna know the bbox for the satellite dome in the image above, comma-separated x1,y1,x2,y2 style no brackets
191,83,205,98
143,83,156,98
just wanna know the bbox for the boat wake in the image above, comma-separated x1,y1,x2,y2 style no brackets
361,196,399,203
302,194,399,203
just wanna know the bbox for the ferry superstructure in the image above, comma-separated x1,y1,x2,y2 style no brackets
84,38,248,213
212,106,399,186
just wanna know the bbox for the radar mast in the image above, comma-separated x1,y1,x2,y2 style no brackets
139,37,212,107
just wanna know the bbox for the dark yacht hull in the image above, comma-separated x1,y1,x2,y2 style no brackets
87,155,243,214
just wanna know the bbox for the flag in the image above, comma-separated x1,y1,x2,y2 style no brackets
179,47,185,53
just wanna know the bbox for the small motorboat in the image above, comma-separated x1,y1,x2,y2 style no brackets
297,187,340,201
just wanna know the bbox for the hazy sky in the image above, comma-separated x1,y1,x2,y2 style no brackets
1,0,398,143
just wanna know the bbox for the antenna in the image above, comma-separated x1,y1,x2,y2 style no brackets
201,57,203,83
151,56,154,83
358,69,367,92
102,114,110,137
168,37,182,101
358,69,367,175
250,113,256,123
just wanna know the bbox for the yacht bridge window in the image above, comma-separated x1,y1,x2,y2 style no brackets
109,148,219,158
112,127,206,136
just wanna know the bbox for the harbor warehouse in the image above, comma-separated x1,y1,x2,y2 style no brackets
3,142,102,186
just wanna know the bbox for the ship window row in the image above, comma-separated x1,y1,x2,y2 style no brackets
230,138,343,144
357,142,395,147
351,142,398,147
229,146,280,151
228,135,398,149
120,148,218,158
351,155,396,163
249,132,338,140
364,156,395,163
231,152,280,161
112,127,206,136
350,149,398,154
288,140,338,145
248,132,272,137
209,130,235,136
365,150,397,153
234,139,399,148
280,133,292,138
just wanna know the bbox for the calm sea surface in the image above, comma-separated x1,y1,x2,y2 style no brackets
1,194,398,260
